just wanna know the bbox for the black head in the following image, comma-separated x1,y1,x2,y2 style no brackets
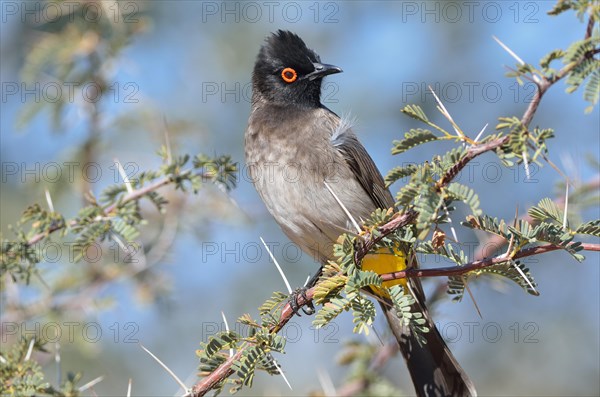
252,30,342,107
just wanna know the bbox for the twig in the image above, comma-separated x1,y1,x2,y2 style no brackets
25,169,209,246
191,241,599,396
192,349,244,396
438,22,594,190
585,14,595,40
353,210,418,266
379,243,600,281
191,288,315,396
436,135,510,188
474,176,600,260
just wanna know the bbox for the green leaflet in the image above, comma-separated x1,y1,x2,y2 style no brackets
314,296,352,328
446,182,482,216
528,198,564,224
388,285,429,343
576,219,600,237
392,129,439,155
385,163,418,187
400,104,430,123
351,296,376,334
463,215,511,239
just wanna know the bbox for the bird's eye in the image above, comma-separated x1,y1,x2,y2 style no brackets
281,67,297,83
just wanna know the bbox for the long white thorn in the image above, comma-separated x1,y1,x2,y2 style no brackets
324,182,361,233
473,123,488,144
221,311,234,358
260,237,293,294
493,36,541,83
55,342,61,386
78,376,105,392
366,324,384,346
272,357,293,390
25,338,35,361
500,233,536,295
493,35,525,65
464,278,483,319
111,232,129,252
522,150,531,180
511,260,538,295
44,189,55,212
304,274,311,287
562,182,569,229
428,86,453,121
428,85,464,140
163,116,173,164
316,367,336,397
127,379,132,397
405,280,417,298
443,203,459,243
140,344,188,394
114,158,134,193
449,225,458,243
501,234,516,260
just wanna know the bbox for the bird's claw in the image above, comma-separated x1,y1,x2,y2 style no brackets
289,287,315,316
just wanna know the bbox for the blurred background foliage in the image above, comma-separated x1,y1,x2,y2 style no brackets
1,1,599,396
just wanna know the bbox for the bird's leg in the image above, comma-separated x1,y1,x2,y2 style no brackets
289,266,323,315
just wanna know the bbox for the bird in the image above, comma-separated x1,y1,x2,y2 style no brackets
245,30,477,397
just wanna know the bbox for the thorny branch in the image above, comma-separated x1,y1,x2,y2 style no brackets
380,242,600,281
190,240,600,396
25,169,208,246
191,15,599,395
191,289,316,396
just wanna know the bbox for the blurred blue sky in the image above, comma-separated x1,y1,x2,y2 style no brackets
1,1,599,396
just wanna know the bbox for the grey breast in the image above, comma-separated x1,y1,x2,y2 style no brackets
245,106,376,262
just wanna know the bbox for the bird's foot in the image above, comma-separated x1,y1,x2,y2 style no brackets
289,287,315,316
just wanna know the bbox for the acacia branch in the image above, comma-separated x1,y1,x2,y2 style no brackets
25,169,207,246
191,16,598,395
191,288,315,396
103,168,200,214
354,210,418,265
380,242,600,281
384,15,596,243
192,240,600,396
474,176,600,260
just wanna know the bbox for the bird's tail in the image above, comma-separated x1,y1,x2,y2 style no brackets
380,299,477,397
362,245,476,395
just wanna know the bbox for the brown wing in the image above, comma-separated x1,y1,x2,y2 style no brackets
331,127,394,210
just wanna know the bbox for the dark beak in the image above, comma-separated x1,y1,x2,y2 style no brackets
306,63,343,81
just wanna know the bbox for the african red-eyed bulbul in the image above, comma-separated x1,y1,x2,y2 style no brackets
245,30,476,397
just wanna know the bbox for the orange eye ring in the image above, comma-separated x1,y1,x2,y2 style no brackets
281,67,297,83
